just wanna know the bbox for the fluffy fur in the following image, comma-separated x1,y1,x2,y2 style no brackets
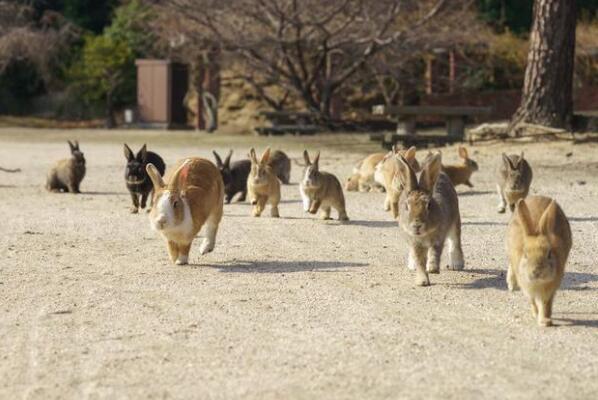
268,150,291,184
375,146,420,219
497,152,533,213
507,196,572,327
345,152,387,192
300,150,349,221
396,152,464,286
247,147,281,217
147,157,224,265
46,140,86,193
213,150,251,204
124,144,166,213
441,146,479,188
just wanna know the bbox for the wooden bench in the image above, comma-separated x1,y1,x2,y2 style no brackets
255,111,322,136
371,105,492,148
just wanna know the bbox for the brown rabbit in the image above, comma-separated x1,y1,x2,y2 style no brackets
46,140,86,193
375,146,419,219
507,196,572,327
300,150,349,221
247,147,281,217
396,152,464,286
345,152,386,192
497,152,533,213
268,150,291,184
146,158,224,265
442,146,479,188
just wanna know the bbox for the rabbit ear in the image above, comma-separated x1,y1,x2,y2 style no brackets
396,155,418,192
502,153,515,170
249,148,258,164
74,140,80,150
224,150,233,167
458,146,468,159
260,147,271,164
146,163,165,189
419,152,442,192
124,144,134,161
403,146,417,161
67,140,75,153
137,144,147,162
515,152,525,169
213,151,223,167
313,151,320,169
538,200,558,236
303,150,311,166
515,199,535,237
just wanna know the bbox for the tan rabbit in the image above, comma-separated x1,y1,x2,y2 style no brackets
497,152,533,213
507,196,572,327
46,141,86,193
396,152,464,286
441,146,479,188
345,152,386,192
300,150,349,221
268,150,292,184
146,158,224,265
376,146,420,219
247,147,281,218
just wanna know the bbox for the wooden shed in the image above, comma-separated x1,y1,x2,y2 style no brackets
135,59,189,129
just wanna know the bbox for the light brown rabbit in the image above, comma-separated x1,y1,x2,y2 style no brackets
396,152,464,286
507,196,572,327
300,150,349,221
146,158,224,265
497,152,532,213
375,146,420,219
268,150,291,184
345,152,386,192
247,147,281,217
46,141,86,193
441,146,479,188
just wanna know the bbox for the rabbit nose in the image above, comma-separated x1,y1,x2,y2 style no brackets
156,215,167,229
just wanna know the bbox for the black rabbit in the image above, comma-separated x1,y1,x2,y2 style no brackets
213,150,251,204
124,144,166,213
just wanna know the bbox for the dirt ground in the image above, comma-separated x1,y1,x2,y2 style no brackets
1,128,597,399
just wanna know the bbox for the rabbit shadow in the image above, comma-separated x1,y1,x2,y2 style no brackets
462,221,505,227
448,269,598,291
0,184,16,188
195,260,368,273
569,216,598,222
348,220,397,228
457,190,493,197
84,191,125,196
553,317,598,328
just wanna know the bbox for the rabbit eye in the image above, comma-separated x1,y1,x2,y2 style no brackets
173,200,178,208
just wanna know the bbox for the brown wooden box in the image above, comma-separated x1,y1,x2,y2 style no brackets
135,59,189,129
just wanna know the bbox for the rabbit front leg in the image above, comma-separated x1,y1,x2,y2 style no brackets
167,241,179,263
535,297,553,327
506,264,518,291
465,180,474,188
320,206,332,220
409,245,429,286
446,222,465,271
253,195,267,217
426,243,443,274
237,190,247,202
309,199,322,214
176,242,191,265
140,193,149,210
269,191,280,218
129,193,140,213
497,184,507,213
200,214,220,255
300,186,311,212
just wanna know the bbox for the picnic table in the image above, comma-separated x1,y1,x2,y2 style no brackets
371,105,492,148
255,111,322,136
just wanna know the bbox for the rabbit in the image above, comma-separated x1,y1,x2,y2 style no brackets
213,150,251,204
396,152,464,286
268,150,291,184
46,140,86,193
124,144,166,213
300,150,349,221
247,147,281,217
497,152,533,213
375,146,420,219
507,196,572,327
345,152,387,192
441,146,479,188
146,157,224,265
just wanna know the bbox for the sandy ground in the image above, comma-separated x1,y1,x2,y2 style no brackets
0,127,597,399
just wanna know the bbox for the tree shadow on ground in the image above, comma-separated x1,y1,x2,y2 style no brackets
83,191,125,196
445,268,598,291
347,220,397,228
196,260,368,273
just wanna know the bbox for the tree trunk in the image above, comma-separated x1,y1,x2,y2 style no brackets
105,90,116,129
510,0,576,134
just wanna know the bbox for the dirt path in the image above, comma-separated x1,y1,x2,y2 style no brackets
1,128,597,399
